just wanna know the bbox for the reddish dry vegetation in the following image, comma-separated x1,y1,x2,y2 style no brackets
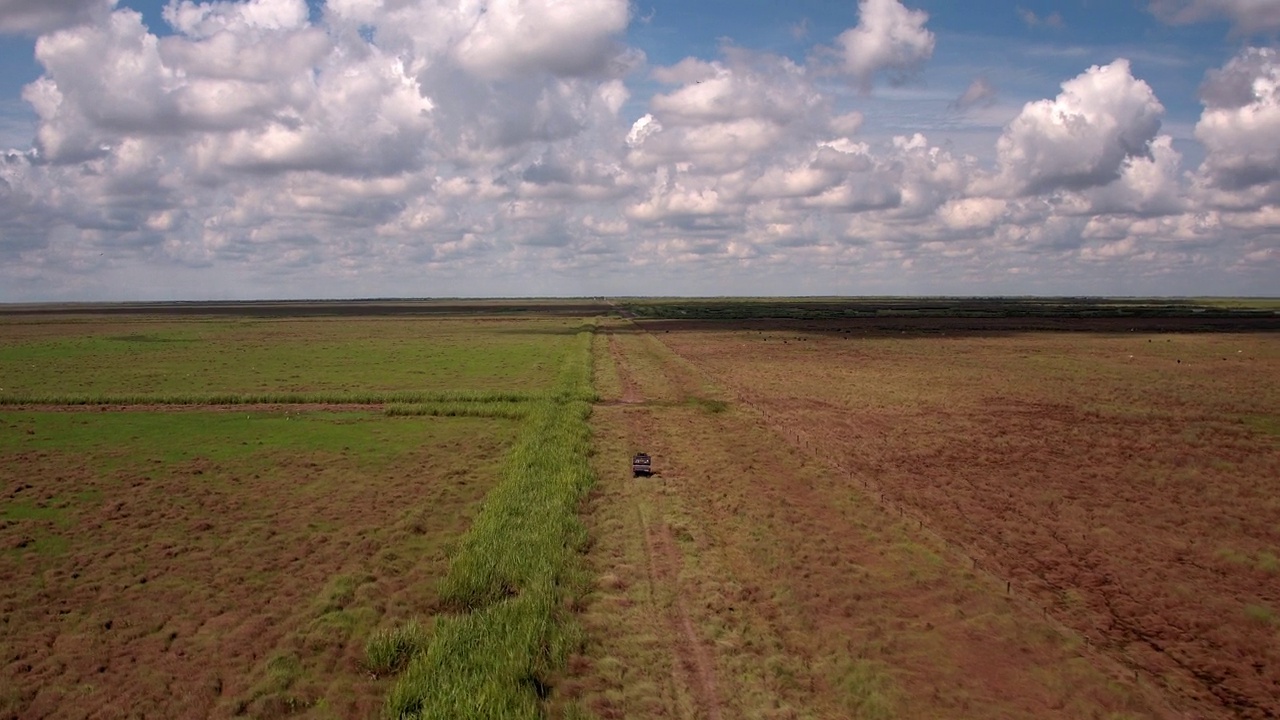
0,417,507,719
652,319,1280,719
567,324,1173,720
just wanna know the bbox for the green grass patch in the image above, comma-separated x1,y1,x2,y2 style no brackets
315,574,363,616
1217,547,1252,567
0,502,66,524
687,396,728,414
5,533,70,557
434,401,594,611
366,620,432,678
1258,552,1279,574
1243,415,1280,437
1244,604,1277,626
0,317,581,397
385,401,531,420
0,409,503,469
0,389,541,406
266,652,304,691
1216,547,1280,574
834,658,898,720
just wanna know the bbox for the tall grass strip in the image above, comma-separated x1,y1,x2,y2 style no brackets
382,329,597,719
552,329,598,403
0,390,540,406
436,401,593,610
384,401,594,719
384,402,530,420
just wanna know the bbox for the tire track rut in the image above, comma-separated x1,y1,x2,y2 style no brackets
606,327,725,720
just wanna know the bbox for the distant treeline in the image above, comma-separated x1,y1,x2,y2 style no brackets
616,297,1280,322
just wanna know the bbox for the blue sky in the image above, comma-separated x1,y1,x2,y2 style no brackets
0,0,1277,300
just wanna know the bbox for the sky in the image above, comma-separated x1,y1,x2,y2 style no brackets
0,0,1277,301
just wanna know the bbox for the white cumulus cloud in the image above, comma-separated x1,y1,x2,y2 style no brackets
986,59,1164,196
1195,47,1280,194
835,0,935,88
0,0,1276,300
163,0,309,37
451,0,631,79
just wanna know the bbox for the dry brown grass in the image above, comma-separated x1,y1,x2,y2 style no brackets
562,322,1171,719
655,320,1280,719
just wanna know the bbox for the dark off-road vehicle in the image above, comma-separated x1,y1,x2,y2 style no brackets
631,453,653,478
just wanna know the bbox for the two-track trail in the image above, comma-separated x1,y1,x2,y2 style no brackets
558,323,728,719
557,319,1179,719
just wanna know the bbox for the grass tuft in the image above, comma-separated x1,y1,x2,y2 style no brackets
835,659,898,720
688,396,728,414
1258,551,1279,574
365,620,431,678
1244,603,1277,625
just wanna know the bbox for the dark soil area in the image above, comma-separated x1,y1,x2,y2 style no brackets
642,313,1280,335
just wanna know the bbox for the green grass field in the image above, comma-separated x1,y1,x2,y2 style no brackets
0,312,599,719
4,300,1276,719
0,408,521,716
0,316,584,399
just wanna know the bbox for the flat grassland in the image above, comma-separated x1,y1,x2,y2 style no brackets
618,316,1278,719
4,300,1278,720
1,410,513,717
0,313,593,719
0,316,580,399
570,320,1171,720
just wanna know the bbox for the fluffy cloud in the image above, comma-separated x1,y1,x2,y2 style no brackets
323,0,634,80
1195,48,1280,194
164,0,309,36
835,0,935,88
1085,135,1185,216
649,54,819,126
937,197,1008,231
626,51,823,173
0,0,112,34
987,59,1164,196
23,7,339,163
0,0,1275,299
452,0,630,79
1149,0,1280,34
